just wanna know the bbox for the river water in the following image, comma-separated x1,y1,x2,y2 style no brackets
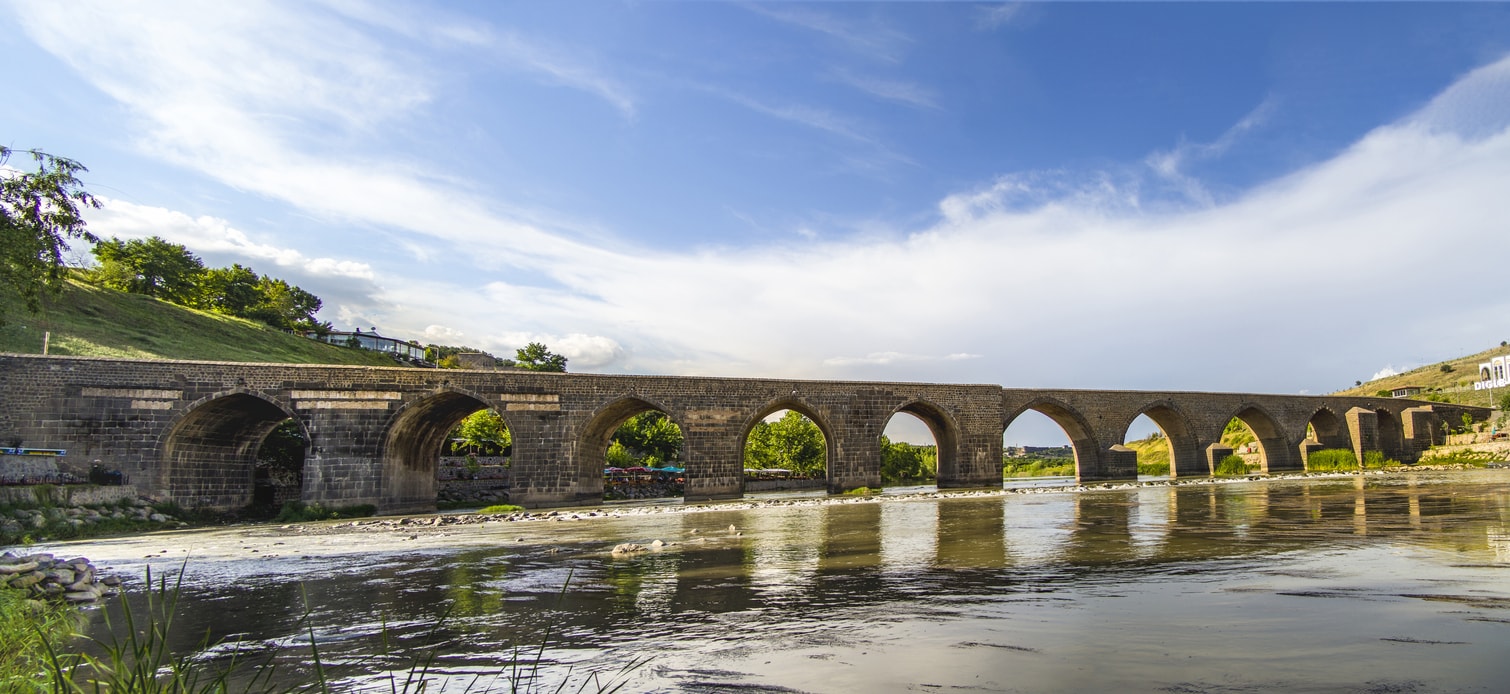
52,470,1510,692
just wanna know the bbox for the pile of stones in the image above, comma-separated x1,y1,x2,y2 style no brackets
0,552,117,603
0,499,180,540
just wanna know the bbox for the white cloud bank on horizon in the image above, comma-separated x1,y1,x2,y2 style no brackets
16,2,1510,394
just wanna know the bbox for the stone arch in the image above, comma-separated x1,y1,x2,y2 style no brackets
379,387,503,513
738,396,838,486
1226,403,1295,473
158,389,302,509
1116,399,1201,478
1003,397,1099,479
576,394,686,495
885,398,961,481
1305,406,1351,450
1374,408,1406,462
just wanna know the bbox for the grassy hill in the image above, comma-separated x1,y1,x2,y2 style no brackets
0,280,399,366
1332,343,1510,407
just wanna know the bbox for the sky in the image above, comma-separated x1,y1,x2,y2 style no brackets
5,1,1510,445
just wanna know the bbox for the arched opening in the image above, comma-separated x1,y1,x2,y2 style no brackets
741,404,831,494
381,391,498,513
579,397,686,501
1299,406,1353,470
1226,405,1293,473
438,408,513,508
1002,401,1095,482
1119,404,1197,479
253,419,305,510
879,409,942,488
1374,409,1405,463
161,392,302,510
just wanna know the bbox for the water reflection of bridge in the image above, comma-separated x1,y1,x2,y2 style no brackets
0,354,1488,512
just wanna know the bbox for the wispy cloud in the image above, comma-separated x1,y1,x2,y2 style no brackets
744,3,912,63
1145,96,1278,206
826,67,938,109
488,30,637,118
976,2,1027,31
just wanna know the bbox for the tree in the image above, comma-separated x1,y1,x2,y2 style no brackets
1499,393,1510,413
0,147,99,323
448,409,511,456
744,410,826,477
515,342,567,372
91,235,205,303
611,411,684,466
197,263,262,316
880,435,937,484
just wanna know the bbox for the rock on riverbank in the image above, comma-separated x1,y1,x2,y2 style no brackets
0,552,117,603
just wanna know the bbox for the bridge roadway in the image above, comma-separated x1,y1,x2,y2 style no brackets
0,355,1488,513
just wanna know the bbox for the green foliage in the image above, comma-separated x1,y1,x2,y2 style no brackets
0,147,100,325
1421,449,1500,467
1137,461,1170,476
256,419,306,474
478,504,525,514
515,342,568,372
1499,393,1510,412
744,410,827,478
611,411,683,466
88,235,326,332
1002,459,1076,477
841,487,878,496
448,409,511,456
1306,448,1359,472
90,236,206,303
1221,418,1256,449
273,501,376,523
0,587,79,690
0,279,396,364
605,440,636,467
1362,451,1396,469
1440,363,1454,373
879,436,936,484
1214,454,1251,476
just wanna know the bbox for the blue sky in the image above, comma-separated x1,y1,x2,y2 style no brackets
5,1,1510,444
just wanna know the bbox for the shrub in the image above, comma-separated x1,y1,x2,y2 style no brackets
1213,455,1250,477
1137,461,1170,476
478,504,524,514
841,487,878,496
1361,451,1397,469
1306,449,1358,472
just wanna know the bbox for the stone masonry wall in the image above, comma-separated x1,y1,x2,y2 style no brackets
0,355,1491,513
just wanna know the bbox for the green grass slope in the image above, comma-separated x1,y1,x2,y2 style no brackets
1333,343,1510,407
0,280,399,366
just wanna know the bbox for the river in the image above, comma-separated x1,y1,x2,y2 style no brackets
47,469,1510,692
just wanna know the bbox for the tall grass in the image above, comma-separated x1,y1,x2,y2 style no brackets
37,566,642,693
1002,459,1075,477
1213,455,1252,477
1305,449,1358,472
0,588,79,690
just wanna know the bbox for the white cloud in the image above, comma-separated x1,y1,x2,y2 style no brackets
1371,366,1402,382
17,2,1510,395
89,200,374,280
488,30,636,118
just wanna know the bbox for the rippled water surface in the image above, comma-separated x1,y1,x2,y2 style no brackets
63,470,1510,692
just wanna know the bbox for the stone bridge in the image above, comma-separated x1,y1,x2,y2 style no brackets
0,355,1488,513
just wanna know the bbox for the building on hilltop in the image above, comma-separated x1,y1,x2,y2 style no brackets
309,328,426,361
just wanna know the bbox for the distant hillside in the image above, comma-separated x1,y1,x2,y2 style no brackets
1333,344,1510,407
0,280,399,366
